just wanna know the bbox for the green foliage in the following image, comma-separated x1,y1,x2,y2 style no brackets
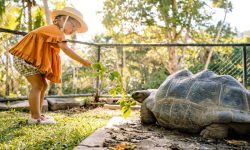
0,0,246,110
205,21,236,41
15,6,25,31
212,0,232,10
0,0,5,21
90,63,137,118
101,0,236,74
101,0,215,41
91,63,107,78
0,109,113,149
143,68,168,89
33,7,45,30
60,65,95,94
50,0,67,9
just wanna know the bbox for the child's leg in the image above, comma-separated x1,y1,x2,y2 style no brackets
40,76,48,112
25,74,45,119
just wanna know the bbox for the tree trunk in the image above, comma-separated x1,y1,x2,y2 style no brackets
72,66,76,94
167,47,181,74
42,0,51,25
48,83,57,95
27,0,32,31
5,51,9,96
166,0,182,74
121,47,126,90
204,1,229,70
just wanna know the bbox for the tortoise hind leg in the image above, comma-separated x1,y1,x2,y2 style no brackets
141,102,156,124
200,124,229,139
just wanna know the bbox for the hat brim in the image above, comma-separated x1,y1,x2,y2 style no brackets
51,10,88,33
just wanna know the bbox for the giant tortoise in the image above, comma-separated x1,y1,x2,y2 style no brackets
132,69,250,138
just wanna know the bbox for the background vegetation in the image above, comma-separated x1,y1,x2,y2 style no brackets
2,1,250,149
1,0,250,98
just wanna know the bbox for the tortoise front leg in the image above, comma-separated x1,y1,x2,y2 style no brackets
141,102,156,124
200,124,229,139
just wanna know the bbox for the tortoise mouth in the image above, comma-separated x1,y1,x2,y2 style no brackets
132,91,150,103
131,92,140,99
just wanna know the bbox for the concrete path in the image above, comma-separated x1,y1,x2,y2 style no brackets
74,116,131,150
74,113,250,150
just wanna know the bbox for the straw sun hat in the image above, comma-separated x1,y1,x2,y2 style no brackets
51,7,88,33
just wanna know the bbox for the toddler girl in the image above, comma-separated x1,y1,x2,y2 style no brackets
8,7,91,124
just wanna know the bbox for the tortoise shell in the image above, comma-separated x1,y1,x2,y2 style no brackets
133,70,250,133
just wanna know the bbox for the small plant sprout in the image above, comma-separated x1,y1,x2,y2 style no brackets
89,62,137,118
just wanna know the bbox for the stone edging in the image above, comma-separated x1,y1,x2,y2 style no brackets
74,116,131,150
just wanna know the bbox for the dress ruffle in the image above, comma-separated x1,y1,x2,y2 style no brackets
8,25,65,83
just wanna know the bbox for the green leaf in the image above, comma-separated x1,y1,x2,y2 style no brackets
108,89,117,97
121,106,131,119
119,100,126,107
115,85,123,93
130,101,137,106
92,63,106,72
109,71,120,81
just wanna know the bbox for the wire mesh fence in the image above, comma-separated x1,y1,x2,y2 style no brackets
1,28,250,101
208,46,250,86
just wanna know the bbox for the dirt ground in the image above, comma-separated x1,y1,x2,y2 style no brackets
103,116,250,150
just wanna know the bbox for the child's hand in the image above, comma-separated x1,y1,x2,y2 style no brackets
82,59,92,67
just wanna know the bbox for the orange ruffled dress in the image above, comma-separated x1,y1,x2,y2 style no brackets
9,24,66,83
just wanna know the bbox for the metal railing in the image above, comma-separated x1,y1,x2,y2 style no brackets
1,28,250,102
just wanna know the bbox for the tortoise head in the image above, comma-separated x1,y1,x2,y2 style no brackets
132,89,156,103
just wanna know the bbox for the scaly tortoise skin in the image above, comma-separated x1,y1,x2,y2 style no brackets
132,69,250,138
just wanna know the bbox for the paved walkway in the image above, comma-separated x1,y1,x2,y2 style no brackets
74,116,131,150
74,104,140,149
74,112,250,150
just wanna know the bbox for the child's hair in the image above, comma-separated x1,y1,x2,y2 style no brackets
53,15,79,25
53,15,65,25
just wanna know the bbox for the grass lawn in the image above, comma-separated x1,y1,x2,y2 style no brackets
0,108,116,150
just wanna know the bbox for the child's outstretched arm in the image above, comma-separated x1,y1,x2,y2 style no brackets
58,42,92,67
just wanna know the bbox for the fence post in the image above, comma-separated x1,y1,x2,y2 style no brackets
242,45,247,87
94,46,101,102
